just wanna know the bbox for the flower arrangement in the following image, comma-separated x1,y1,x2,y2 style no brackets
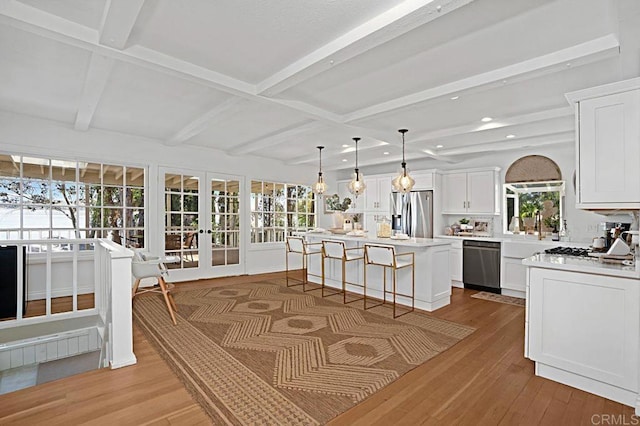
325,194,352,212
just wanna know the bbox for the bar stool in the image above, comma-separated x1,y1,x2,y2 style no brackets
285,236,322,291
363,244,415,318
321,240,365,303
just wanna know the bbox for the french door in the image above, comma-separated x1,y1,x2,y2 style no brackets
160,168,243,281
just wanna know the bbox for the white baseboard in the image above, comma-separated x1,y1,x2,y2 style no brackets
501,288,525,299
27,285,95,301
536,363,637,409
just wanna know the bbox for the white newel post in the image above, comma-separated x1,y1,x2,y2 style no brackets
109,252,137,369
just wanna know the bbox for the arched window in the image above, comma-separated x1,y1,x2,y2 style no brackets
503,156,564,235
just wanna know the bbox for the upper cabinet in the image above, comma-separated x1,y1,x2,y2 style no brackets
363,175,393,212
410,171,435,191
441,168,500,215
566,78,640,209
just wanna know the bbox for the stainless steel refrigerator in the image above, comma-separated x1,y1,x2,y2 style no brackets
390,190,433,238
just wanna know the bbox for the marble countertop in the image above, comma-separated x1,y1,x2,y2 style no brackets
523,253,640,279
306,232,452,248
436,234,590,246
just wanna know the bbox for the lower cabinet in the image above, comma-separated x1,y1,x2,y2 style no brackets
526,267,639,407
501,241,564,298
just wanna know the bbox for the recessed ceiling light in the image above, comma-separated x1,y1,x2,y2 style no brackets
342,159,347,162
342,144,349,148
481,117,493,122
450,96,459,100
436,144,444,148
506,134,516,139
383,152,389,155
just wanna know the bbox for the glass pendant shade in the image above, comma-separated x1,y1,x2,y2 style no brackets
347,137,366,198
312,146,328,195
348,170,366,196
392,129,415,193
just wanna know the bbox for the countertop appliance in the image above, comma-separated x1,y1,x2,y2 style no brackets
390,190,433,238
463,240,501,293
602,221,631,249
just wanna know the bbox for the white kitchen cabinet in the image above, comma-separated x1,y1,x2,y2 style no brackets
449,239,463,287
363,175,393,212
500,240,557,297
441,168,500,215
566,78,640,209
526,267,639,407
410,171,435,190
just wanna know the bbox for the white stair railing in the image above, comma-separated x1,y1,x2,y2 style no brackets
0,238,136,370
95,239,137,369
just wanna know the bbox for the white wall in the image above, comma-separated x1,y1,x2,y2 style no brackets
0,110,337,277
331,143,635,243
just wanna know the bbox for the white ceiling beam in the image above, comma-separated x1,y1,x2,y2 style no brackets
438,132,574,156
409,106,573,143
165,97,246,146
99,0,146,50
74,52,115,131
288,141,396,165
228,121,327,156
256,0,476,96
343,34,620,123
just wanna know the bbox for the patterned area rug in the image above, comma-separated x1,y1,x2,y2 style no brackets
133,278,475,425
471,291,526,307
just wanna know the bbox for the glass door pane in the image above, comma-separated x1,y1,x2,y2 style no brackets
164,173,200,270
211,178,240,266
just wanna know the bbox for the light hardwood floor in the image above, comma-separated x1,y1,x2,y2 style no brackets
0,272,634,425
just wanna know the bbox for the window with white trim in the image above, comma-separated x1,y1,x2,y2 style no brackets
0,153,145,250
250,180,315,243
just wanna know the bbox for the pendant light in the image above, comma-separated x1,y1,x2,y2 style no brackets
347,137,366,198
312,146,327,196
391,128,415,193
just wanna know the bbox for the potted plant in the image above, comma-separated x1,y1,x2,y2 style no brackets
325,194,352,229
326,194,352,212
459,217,472,231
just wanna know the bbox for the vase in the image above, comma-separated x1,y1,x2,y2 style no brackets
332,212,344,229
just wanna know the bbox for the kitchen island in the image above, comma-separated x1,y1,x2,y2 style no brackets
305,233,452,311
523,253,640,414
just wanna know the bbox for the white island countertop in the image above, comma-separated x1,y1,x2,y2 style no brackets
306,232,452,248
522,253,640,279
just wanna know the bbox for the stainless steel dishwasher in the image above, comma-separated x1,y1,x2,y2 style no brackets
462,240,501,293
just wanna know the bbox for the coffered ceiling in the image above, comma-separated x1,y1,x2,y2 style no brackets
0,0,639,171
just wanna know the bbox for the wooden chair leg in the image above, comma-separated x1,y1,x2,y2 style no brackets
132,278,141,298
158,277,177,325
168,292,178,313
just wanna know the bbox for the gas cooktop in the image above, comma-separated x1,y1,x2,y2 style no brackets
544,247,592,257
